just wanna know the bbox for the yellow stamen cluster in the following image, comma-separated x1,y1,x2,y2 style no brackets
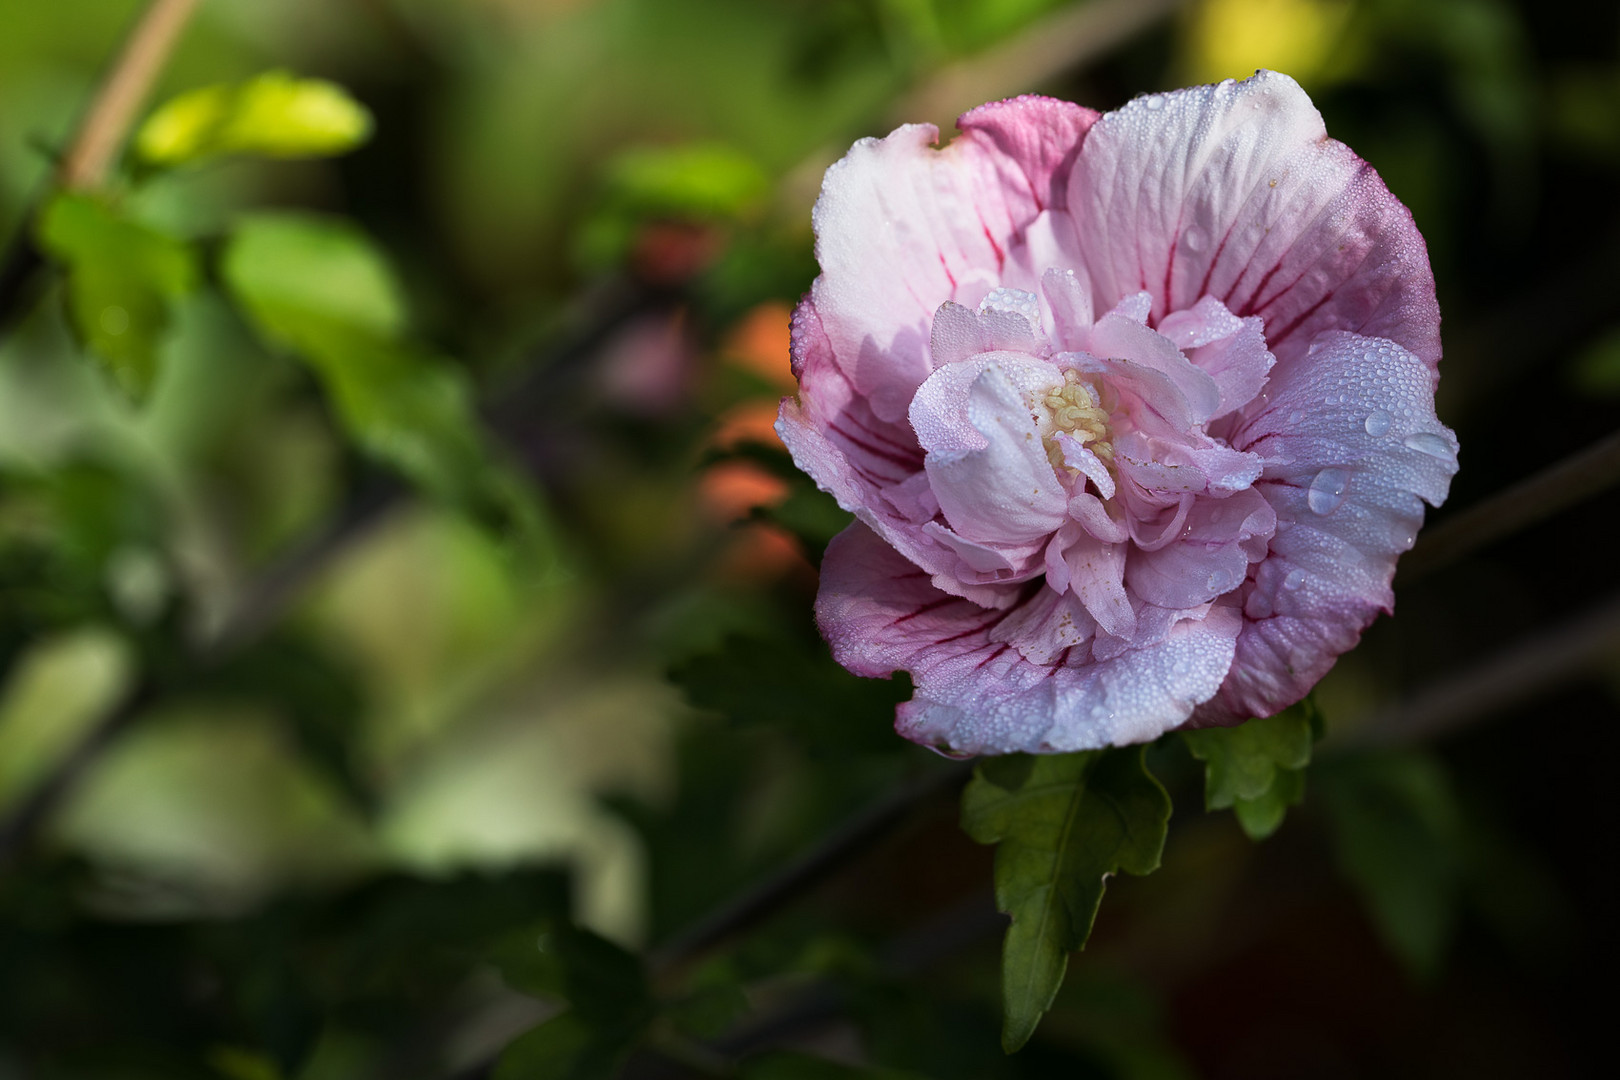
1042,370,1113,475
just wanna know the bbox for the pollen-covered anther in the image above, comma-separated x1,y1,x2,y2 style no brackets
1041,369,1113,473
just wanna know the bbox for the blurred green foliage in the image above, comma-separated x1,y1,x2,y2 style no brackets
36,193,198,399
0,0,1614,1077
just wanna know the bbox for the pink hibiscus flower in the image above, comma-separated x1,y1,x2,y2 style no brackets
776,71,1459,755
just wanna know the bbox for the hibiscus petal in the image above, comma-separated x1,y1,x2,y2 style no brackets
929,301,990,366
1062,532,1137,639
777,398,1011,608
923,365,1069,545
1053,433,1114,498
1196,331,1458,724
807,98,1099,424
1067,70,1440,371
1041,267,1094,348
1158,295,1275,418
1067,492,1130,544
819,523,1241,753
1089,311,1222,424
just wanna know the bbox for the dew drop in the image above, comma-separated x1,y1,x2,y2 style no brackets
1181,224,1208,253
1283,568,1307,591
1403,432,1456,462
1288,410,1303,425
1144,93,1165,110
1306,467,1349,515
1363,409,1392,437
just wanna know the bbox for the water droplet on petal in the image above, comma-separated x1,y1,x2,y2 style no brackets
1307,468,1350,515
1283,568,1307,591
1403,432,1456,462
1363,409,1392,437
1181,224,1207,253
1144,93,1165,110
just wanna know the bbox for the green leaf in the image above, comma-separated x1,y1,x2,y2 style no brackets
740,1052,927,1080
671,633,908,754
603,143,769,221
490,924,652,1080
1181,698,1318,839
35,193,199,399
1317,750,1463,978
493,1012,629,1080
135,70,372,167
1568,325,1620,397
220,213,533,529
961,748,1171,1053
492,920,653,1028
220,213,405,343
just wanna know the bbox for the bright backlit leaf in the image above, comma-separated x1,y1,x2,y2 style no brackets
1181,697,1319,839
35,193,198,399
962,749,1171,1053
136,70,372,166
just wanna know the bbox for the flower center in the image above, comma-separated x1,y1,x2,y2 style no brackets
1042,369,1113,473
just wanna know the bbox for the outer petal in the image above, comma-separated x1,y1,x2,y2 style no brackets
1195,331,1458,724
778,396,1021,608
1067,71,1440,372
818,523,1240,754
808,97,1099,424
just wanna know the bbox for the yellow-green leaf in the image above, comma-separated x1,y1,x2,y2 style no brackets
136,70,372,167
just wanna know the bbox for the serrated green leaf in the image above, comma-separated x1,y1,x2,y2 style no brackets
961,748,1171,1053
36,193,199,399
1318,750,1463,978
1231,764,1305,840
135,70,372,167
1181,698,1317,839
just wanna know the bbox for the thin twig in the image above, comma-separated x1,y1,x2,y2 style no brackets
778,0,1187,217
57,0,202,191
890,0,1188,130
0,0,203,335
1331,592,1620,749
1399,430,1620,585
646,762,971,981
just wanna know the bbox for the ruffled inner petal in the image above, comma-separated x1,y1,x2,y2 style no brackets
921,365,1069,545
